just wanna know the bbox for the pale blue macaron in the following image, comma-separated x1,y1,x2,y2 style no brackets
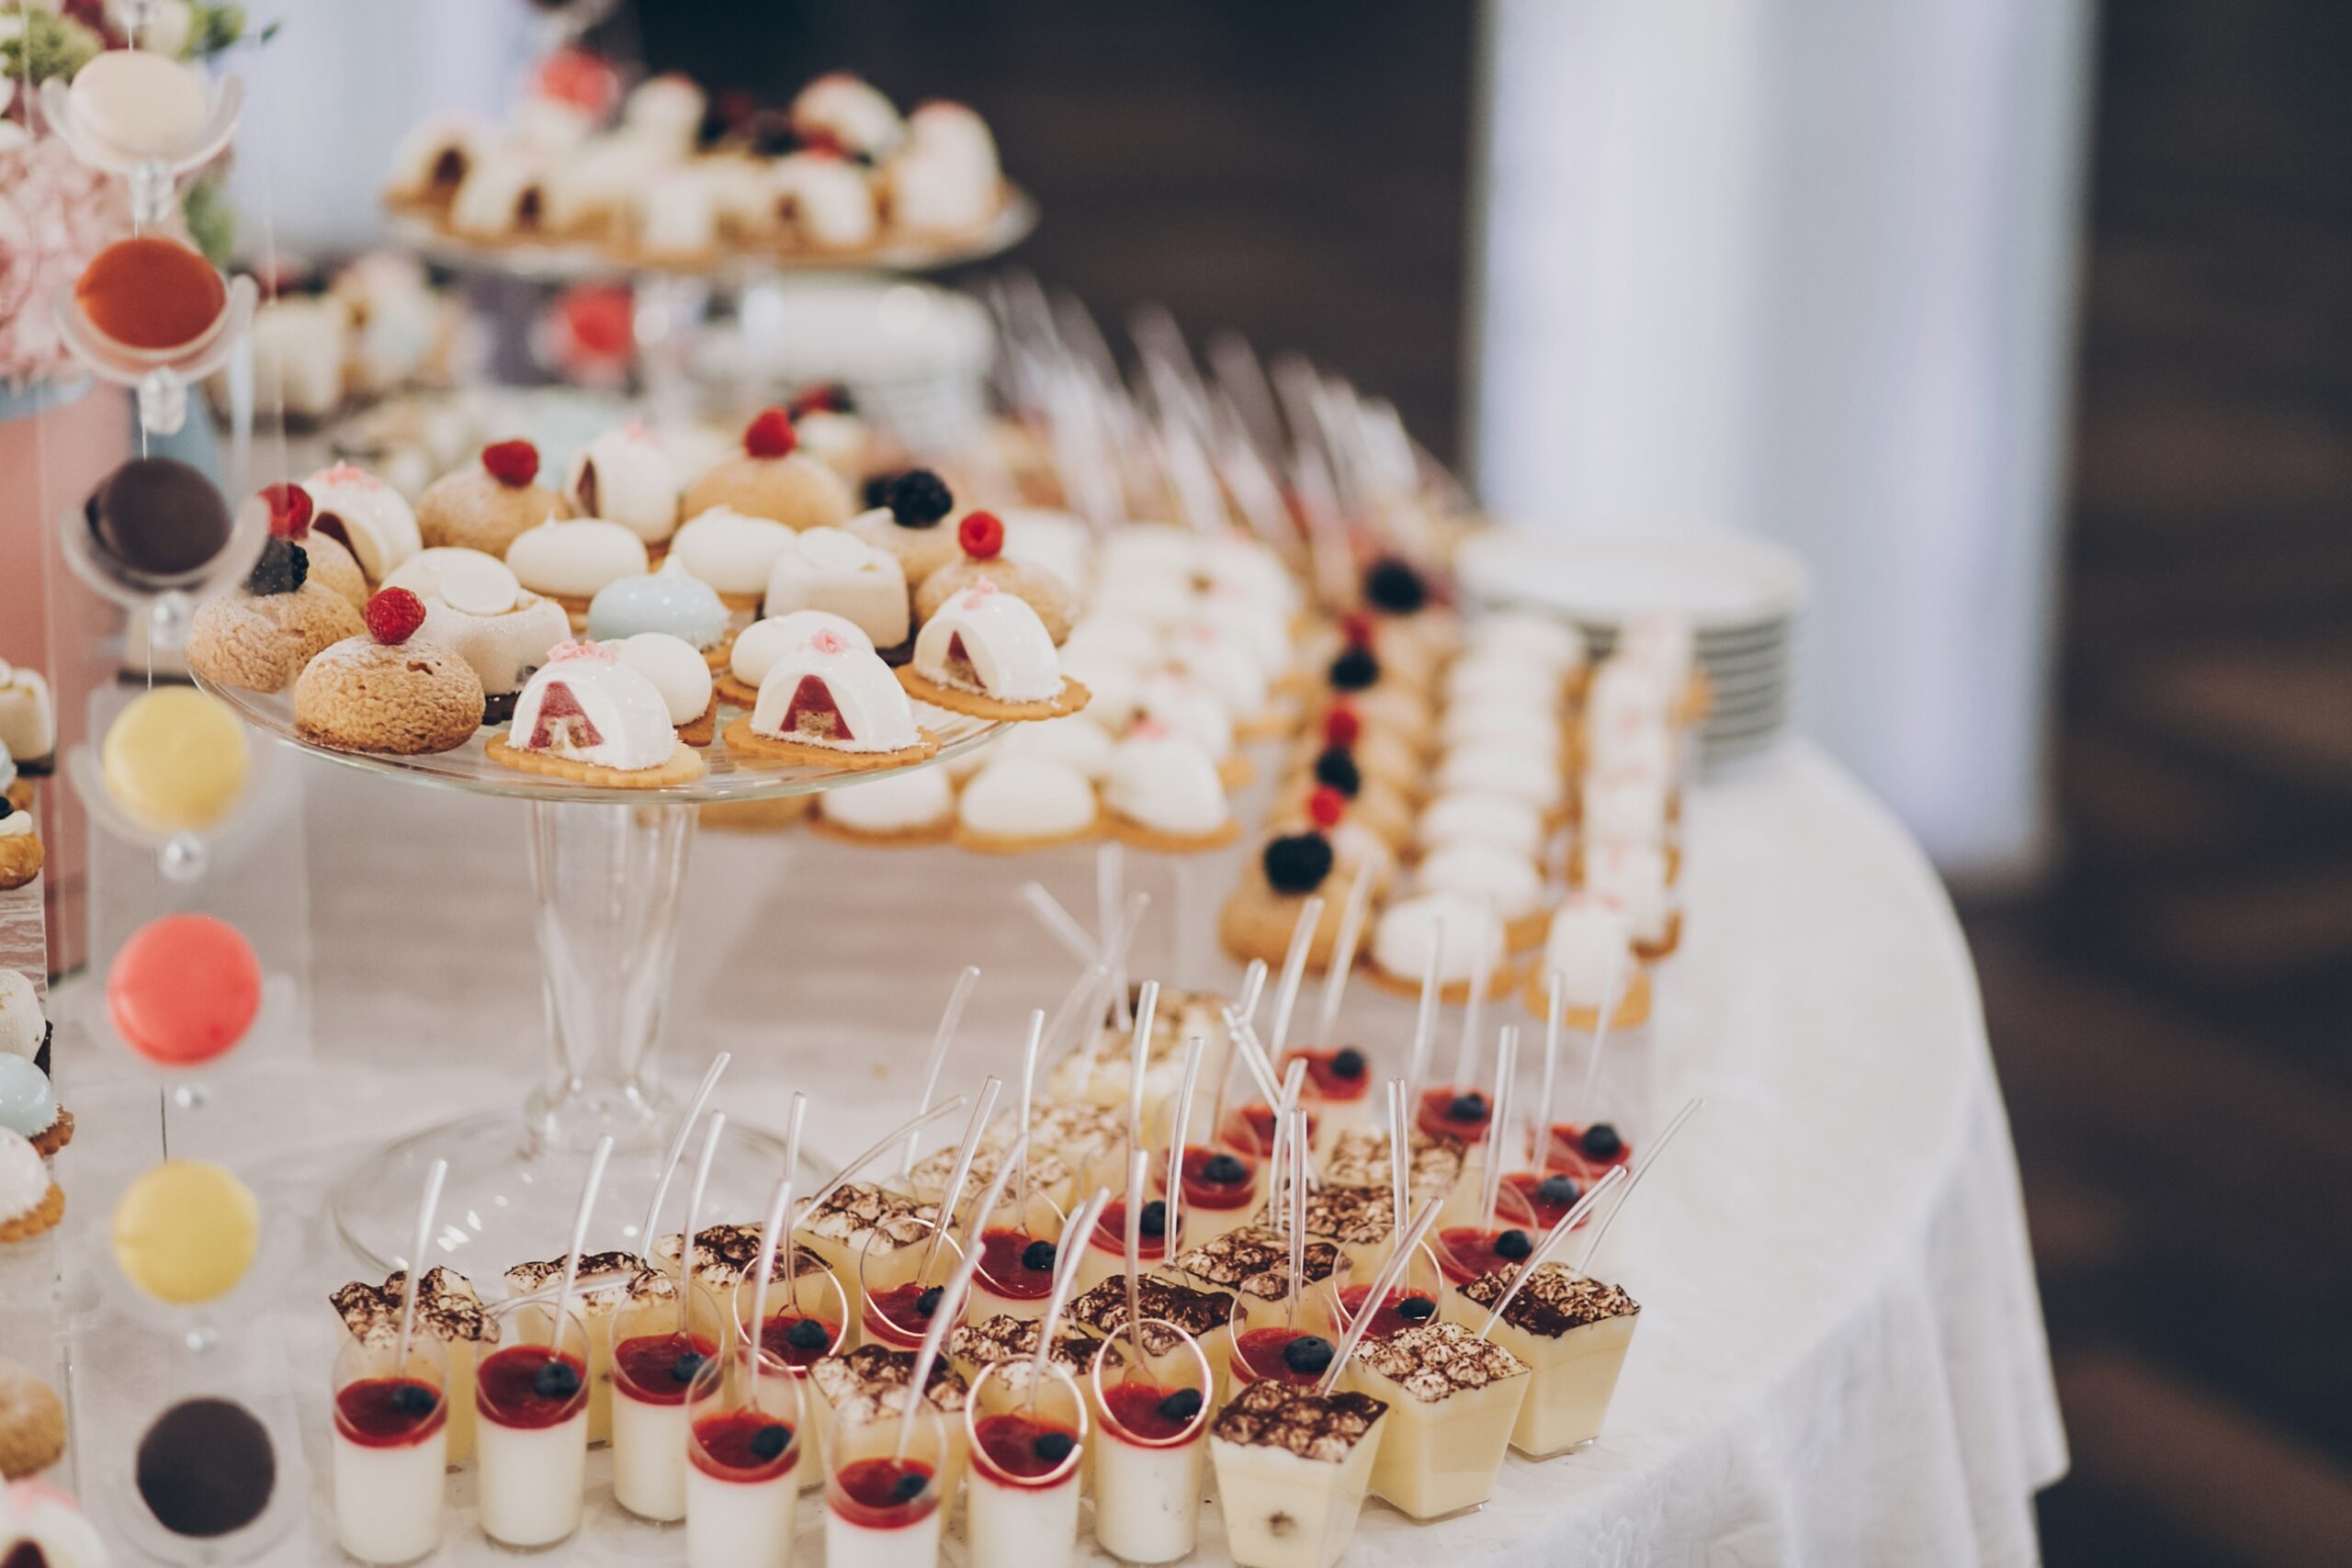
0,1054,56,1141
585,571,731,651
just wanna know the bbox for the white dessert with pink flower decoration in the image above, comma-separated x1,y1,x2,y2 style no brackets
503,643,683,773
1103,721,1233,849
736,626,931,762
910,580,1067,705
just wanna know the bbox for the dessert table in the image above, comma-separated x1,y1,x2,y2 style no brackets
48,739,2067,1564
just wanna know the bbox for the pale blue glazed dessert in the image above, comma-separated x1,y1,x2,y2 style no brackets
585,565,731,653
0,1053,60,1145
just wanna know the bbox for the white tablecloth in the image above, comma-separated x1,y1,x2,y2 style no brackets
50,742,2066,1564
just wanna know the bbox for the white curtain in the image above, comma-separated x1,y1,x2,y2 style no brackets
1470,0,2096,879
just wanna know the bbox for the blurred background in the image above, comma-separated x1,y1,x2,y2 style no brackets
17,0,2351,1560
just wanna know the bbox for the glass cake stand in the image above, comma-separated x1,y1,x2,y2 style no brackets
200,677,1008,1271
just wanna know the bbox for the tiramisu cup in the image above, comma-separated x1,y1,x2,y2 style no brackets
858,1224,966,1350
609,1288,726,1521
823,1402,950,1568
1087,1323,1212,1564
660,1223,834,1352
1298,1184,1397,1278
1208,1382,1388,1568
947,1314,1102,1392
331,1336,447,1563
684,1345,804,1568
473,1306,593,1549
1226,1292,1342,1390
906,1142,1074,1224
331,1266,492,1462
1344,1321,1528,1518
1431,1180,1540,1298
1167,1227,1344,1335
731,1266,852,1492
806,1343,971,1503
798,1181,944,1333
1066,1277,1236,1404
503,1251,677,1443
1071,1184,1181,1296
964,1360,1088,1568
1444,1265,1640,1456
1322,1125,1465,1205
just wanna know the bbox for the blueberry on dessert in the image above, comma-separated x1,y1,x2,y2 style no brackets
1363,558,1430,615
262,481,367,606
850,467,965,581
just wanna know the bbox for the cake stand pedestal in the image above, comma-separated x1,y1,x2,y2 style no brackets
197,677,1007,1272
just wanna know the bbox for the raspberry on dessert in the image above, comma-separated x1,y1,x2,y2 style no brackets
957,510,1005,559
261,481,313,539
1340,611,1377,649
364,587,427,646
481,438,539,488
885,468,955,529
1262,832,1334,895
1307,785,1345,829
742,408,797,458
1322,705,1361,749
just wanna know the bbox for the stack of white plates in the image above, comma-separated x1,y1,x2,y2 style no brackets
1454,530,1806,771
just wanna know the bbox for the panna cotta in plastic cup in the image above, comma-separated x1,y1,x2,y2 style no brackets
685,1343,804,1568
1329,1239,1445,1345
660,1224,835,1355
964,1360,1088,1568
1444,1263,1641,1456
1431,1180,1540,1304
1278,1046,1376,1149
1152,1144,1260,1248
858,1224,965,1351
331,1336,447,1563
1225,1290,1343,1392
1208,1381,1388,1568
732,1265,852,1493
1087,1320,1212,1564
799,1182,945,1338
965,1190,1069,1323
474,1305,592,1549
609,1288,726,1521
331,1265,493,1465
1168,1225,1346,1334
1072,1189,1180,1295
823,1404,949,1568
1065,1275,1237,1405
503,1250,677,1445
1344,1320,1529,1518
805,1343,971,1503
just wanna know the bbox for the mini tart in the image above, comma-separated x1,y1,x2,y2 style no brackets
0,1356,66,1478
28,1109,72,1159
0,1132,62,1244
1361,959,1518,1005
681,452,854,531
1217,864,1353,969
293,637,486,755
951,757,1098,853
0,833,40,895
810,767,956,846
721,715,936,770
416,465,569,556
187,580,367,693
1521,963,1654,1030
2,780,28,812
916,556,1076,644
895,665,1090,722
1106,811,1240,854
486,733,704,787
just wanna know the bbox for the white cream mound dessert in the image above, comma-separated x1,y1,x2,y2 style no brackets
1348,1321,1529,1518
1450,1264,1640,1457
1209,1382,1388,1568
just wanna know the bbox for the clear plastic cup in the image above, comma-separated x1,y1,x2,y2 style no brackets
685,1343,804,1568
823,1402,950,1568
473,1304,592,1549
964,1359,1087,1568
1087,1322,1213,1564
609,1288,727,1521
331,1335,447,1564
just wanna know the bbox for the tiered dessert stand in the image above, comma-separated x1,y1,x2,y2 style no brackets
199,679,1011,1271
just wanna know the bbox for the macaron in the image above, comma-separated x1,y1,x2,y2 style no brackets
100,689,247,834
111,1160,260,1305
108,914,262,1068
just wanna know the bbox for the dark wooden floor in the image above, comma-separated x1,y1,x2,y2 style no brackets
1965,3,2352,1563
636,3,2352,1560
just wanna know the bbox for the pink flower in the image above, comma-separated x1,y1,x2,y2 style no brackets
808,627,846,655
0,137,152,389
548,639,616,664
